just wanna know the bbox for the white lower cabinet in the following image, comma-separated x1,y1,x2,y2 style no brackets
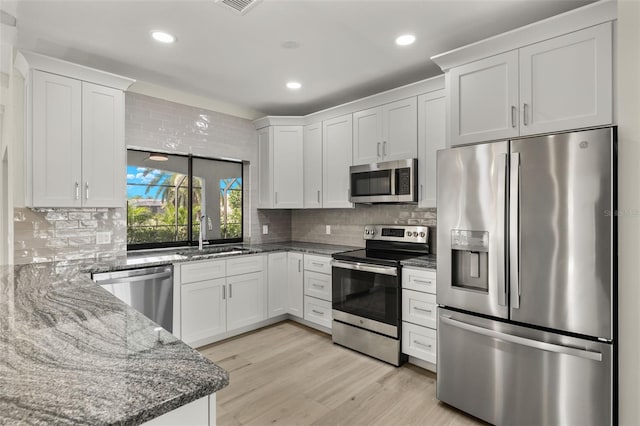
267,252,288,318
180,256,267,347
226,271,266,332
287,252,304,318
302,254,332,330
402,322,437,364
304,296,332,329
143,394,215,426
401,267,437,370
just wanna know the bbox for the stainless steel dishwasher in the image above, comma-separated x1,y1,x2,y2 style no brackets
92,265,174,332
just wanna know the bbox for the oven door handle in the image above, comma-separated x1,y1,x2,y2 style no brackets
331,260,398,276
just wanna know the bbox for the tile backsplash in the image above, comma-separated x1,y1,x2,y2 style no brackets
292,205,437,253
13,208,126,264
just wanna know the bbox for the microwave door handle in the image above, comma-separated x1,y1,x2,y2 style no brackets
391,168,397,195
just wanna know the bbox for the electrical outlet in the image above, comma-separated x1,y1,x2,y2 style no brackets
325,225,331,235
262,225,269,235
96,231,111,245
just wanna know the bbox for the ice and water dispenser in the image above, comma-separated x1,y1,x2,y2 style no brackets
451,230,489,292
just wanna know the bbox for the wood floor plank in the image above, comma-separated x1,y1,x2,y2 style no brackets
199,321,485,426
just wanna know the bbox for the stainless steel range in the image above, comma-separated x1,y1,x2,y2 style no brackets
331,224,429,366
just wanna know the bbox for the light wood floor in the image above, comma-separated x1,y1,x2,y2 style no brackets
199,321,485,426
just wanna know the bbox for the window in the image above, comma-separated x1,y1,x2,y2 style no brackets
126,149,243,249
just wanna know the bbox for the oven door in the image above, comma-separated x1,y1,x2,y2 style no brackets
331,260,399,337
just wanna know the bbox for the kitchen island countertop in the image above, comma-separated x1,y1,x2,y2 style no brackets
0,262,228,425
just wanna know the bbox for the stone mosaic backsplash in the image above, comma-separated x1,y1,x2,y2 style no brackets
13,207,126,264
292,205,438,253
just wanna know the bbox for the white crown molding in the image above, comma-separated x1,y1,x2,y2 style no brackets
253,75,445,129
431,0,617,72
15,50,135,90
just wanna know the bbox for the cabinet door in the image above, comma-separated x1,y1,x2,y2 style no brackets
519,22,612,136
449,50,519,145
267,252,288,318
303,123,323,208
81,82,125,207
226,271,266,331
352,106,382,165
287,252,304,318
322,114,353,208
31,70,82,207
257,127,273,208
417,90,446,208
181,278,226,346
273,126,303,208
383,97,417,161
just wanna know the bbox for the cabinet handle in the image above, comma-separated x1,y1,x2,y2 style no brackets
511,106,517,128
275,192,278,205
377,142,381,157
298,259,301,273
523,103,529,126
75,182,79,200
85,182,89,200
413,306,432,313
413,279,433,285
312,283,324,289
312,309,324,315
312,262,324,267
420,184,423,201
317,190,320,204
413,340,433,349
229,284,233,298
222,285,226,300
383,141,387,156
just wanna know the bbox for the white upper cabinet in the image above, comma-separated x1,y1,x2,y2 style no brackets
518,23,612,136
352,97,417,165
19,51,133,208
449,51,520,146
303,123,323,208
257,126,304,209
417,89,446,208
32,71,83,207
448,22,613,146
81,82,125,207
273,126,303,208
322,114,353,208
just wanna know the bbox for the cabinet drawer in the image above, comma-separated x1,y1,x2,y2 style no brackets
226,254,264,276
304,296,332,329
304,271,331,301
181,259,226,284
304,254,332,274
402,290,436,329
402,322,436,364
402,268,436,294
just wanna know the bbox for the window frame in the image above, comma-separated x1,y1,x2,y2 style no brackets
126,149,243,251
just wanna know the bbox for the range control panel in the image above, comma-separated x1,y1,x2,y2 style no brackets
364,224,429,244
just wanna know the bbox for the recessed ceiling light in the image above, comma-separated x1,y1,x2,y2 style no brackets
281,41,300,49
395,34,416,46
286,81,302,90
147,153,169,161
151,31,176,44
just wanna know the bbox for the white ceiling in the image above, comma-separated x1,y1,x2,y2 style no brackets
12,0,595,117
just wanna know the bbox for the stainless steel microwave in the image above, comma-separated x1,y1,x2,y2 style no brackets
349,158,417,203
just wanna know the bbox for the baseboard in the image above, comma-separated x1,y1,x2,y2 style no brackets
408,355,436,373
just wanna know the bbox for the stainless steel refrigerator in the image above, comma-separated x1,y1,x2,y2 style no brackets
436,127,615,425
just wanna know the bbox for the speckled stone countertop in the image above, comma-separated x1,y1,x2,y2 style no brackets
400,254,437,270
0,262,229,425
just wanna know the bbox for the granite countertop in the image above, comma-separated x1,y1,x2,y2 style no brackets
0,262,229,425
401,254,437,270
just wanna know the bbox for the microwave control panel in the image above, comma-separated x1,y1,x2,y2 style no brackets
396,167,412,195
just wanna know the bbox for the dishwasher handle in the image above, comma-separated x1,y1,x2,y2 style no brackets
92,266,173,284
95,271,173,286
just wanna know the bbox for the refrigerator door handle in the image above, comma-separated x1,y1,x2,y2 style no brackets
496,154,508,306
440,316,603,362
509,152,521,309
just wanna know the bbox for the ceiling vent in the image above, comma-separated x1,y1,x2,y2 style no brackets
214,0,262,15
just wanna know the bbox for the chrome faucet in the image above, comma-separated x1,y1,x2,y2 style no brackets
198,214,205,251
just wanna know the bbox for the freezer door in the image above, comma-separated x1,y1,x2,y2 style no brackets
437,141,509,319
437,308,613,426
509,127,614,339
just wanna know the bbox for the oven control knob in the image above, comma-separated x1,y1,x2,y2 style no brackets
365,229,370,235
406,231,411,237
420,232,426,238
413,232,419,237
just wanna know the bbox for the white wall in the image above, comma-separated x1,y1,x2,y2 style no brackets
616,1,640,424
